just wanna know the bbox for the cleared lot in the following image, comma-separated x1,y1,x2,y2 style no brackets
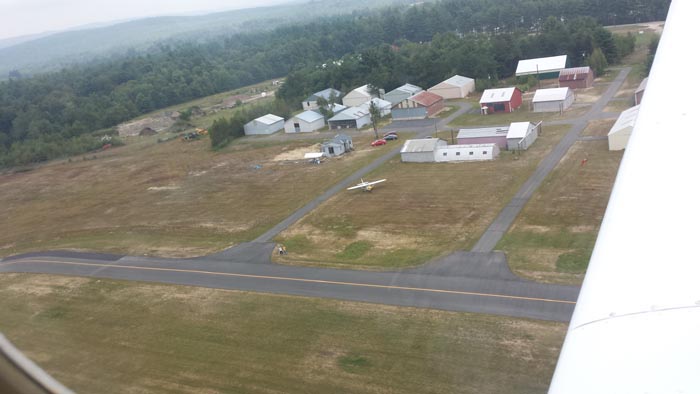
0,273,566,394
275,124,571,269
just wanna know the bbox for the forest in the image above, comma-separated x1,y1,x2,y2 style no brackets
0,0,670,167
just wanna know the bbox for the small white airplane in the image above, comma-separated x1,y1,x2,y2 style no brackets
347,178,386,192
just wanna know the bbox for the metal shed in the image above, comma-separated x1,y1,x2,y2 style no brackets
283,111,325,133
608,105,640,151
244,114,285,135
328,107,370,129
342,84,376,107
516,55,567,79
435,143,499,162
359,98,392,117
392,91,444,120
400,138,447,162
532,87,574,113
428,75,475,99
559,67,595,89
506,122,541,151
302,88,343,110
456,126,509,149
383,84,423,105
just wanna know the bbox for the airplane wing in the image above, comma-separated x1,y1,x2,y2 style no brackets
365,179,386,186
346,184,366,190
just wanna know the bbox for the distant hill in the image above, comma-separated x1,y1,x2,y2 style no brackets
0,0,419,78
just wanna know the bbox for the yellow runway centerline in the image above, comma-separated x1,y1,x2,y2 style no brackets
4,259,576,305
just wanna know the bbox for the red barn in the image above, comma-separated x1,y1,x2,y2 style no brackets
392,91,444,120
479,87,522,114
559,67,595,89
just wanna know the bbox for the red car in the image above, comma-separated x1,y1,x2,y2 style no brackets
371,139,387,147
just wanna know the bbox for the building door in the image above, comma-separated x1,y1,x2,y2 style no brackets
494,103,506,112
294,123,300,132
328,147,335,155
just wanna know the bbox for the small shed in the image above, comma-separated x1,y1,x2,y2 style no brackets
322,133,353,157
608,105,640,151
284,111,325,133
392,91,444,120
383,84,424,105
400,138,447,162
635,77,648,106
479,87,523,114
342,84,377,107
506,122,541,151
532,87,574,113
360,98,392,117
302,88,343,110
559,67,595,89
328,107,370,129
435,143,500,162
427,75,475,99
515,55,568,79
457,126,509,149
244,114,285,135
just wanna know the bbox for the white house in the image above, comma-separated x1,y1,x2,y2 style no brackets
608,105,640,151
506,121,541,151
532,87,574,113
435,143,500,162
342,84,377,107
243,114,284,136
284,110,325,133
302,88,343,110
327,106,371,130
428,75,475,99
359,98,392,117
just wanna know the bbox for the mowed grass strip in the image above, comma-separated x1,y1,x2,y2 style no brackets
0,131,390,258
497,139,624,285
0,273,566,394
275,124,571,269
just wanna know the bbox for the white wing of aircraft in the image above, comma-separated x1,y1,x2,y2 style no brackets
549,1,700,393
347,178,386,192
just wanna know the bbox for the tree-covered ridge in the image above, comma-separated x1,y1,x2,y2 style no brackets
0,0,669,167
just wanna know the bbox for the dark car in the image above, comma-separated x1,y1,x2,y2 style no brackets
384,134,398,141
383,131,397,138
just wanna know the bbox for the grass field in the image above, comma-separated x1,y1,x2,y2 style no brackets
0,273,566,394
581,119,616,137
497,139,624,285
448,104,587,128
274,124,571,269
0,131,392,258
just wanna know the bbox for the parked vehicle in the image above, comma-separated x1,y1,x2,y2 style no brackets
384,134,398,141
383,131,397,138
370,139,387,146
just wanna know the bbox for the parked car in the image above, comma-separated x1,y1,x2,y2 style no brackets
384,134,398,141
383,131,397,138
370,139,387,146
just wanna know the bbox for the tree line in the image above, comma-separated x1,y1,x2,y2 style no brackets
0,0,669,167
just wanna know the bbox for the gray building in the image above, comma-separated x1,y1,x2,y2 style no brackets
506,122,541,151
383,83,424,105
321,133,354,157
400,138,447,162
302,88,343,111
328,107,370,130
243,114,285,135
532,87,574,113
284,111,325,133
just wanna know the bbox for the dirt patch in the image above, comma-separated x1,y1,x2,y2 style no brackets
582,119,616,137
117,113,177,137
3,274,91,296
273,144,321,161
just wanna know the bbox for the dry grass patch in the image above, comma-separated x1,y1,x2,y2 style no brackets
0,132,388,258
582,119,616,137
498,140,624,285
276,124,572,269
0,273,567,394
449,103,587,127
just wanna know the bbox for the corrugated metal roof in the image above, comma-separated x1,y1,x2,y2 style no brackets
608,105,640,136
439,143,497,149
409,91,443,107
559,67,592,81
349,84,373,98
306,88,343,102
457,126,509,139
506,122,533,139
360,98,392,110
635,77,649,94
532,87,571,102
442,75,475,87
515,55,567,75
254,114,284,125
295,110,324,123
329,106,369,121
479,87,517,104
400,138,444,153
391,83,423,95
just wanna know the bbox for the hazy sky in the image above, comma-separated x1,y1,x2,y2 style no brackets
0,0,290,40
